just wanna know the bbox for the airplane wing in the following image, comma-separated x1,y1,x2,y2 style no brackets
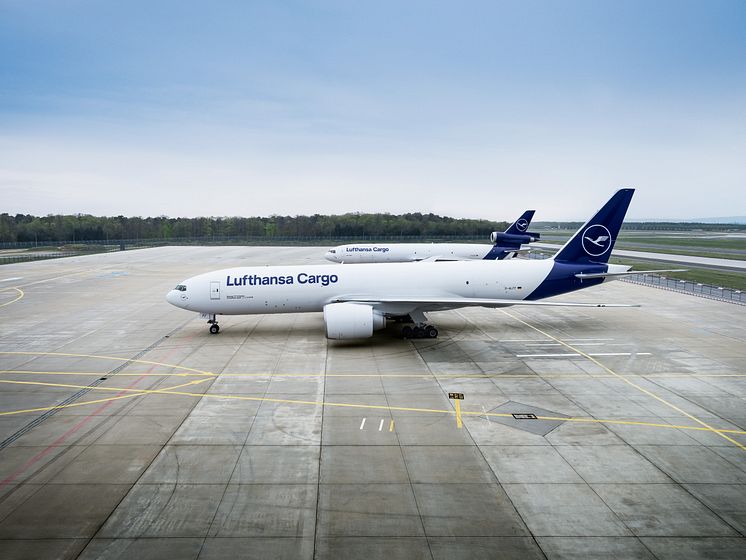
332,295,639,309
416,256,470,262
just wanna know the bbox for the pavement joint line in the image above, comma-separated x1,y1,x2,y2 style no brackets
0,377,744,437
2,369,744,380
0,351,216,377
0,370,203,377
0,336,209,449
0,327,202,490
0,287,23,308
502,309,746,452
516,352,652,358
0,378,212,417
14,268,106,289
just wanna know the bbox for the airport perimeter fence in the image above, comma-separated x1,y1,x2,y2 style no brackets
524,250,746,306
0,235,494,265
0,234,492,251
619,273,746,306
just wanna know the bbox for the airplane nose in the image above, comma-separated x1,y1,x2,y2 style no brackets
166,290,179,306
167,289,188,308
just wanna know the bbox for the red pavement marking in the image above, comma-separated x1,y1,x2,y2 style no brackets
0,340,194,490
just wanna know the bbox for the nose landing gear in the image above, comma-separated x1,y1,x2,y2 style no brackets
207,314,220,334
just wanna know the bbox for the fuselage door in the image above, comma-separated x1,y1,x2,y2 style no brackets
210,281,221,300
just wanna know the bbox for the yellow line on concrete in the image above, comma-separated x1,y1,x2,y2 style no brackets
389,419,395,432
0,370,201,378
0,378,211,395
0,287,24,308
0,364,746,446
0,378,212,416
454,399,463,429
2,377,742,437
1,367,744,381
501,309,746,451
0,351,216,377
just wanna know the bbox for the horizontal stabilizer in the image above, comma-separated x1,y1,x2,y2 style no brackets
575,269,687,280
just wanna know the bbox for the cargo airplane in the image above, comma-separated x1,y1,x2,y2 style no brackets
324,210,540,263
167,189,668,339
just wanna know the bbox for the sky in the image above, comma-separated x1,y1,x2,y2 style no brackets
1,0,745,221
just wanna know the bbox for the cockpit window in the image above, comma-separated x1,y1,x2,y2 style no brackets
329,249,336,254
175,284,187,291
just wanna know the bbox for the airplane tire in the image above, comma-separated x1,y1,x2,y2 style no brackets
401,326,413,338
426,326,438,338
209,324,220,334
413,326,424,338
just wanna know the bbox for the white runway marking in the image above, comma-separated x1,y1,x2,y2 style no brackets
359,418,366,430
0,278,23,283
517,353,579,358
590,352,652,357
562,338,614,342
378,419,384,431
518,352,652,358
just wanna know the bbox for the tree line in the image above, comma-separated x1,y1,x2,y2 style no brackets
2,213,743,244
0,213,509,244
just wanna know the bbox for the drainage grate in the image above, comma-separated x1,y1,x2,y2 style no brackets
488,401,568,436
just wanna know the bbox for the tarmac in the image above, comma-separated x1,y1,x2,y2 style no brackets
0,246,744,560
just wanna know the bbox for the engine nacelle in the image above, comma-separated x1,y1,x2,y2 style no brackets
323,302,386,340
490,231,540,245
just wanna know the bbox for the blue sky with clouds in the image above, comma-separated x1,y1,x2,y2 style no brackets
1,0,744,219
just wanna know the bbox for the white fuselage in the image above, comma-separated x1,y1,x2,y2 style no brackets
167,258,556,316
324,243,495,263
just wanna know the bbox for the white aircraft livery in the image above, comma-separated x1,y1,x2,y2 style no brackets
167,189,650,340
324,210,540,263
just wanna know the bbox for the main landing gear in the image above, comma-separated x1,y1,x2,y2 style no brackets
207,314,220,334
400,311,438,339
401,324,438,339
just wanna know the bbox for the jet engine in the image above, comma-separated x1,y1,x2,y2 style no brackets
490,231,541,245
323,302,386,340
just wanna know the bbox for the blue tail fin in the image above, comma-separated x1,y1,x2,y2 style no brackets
504,210,535,235
553,188,634,264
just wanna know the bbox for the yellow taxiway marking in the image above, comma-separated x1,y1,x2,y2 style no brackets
502,309,746,452
389,419,395,432
0,287,24,308
454,399,463,429
0,268,120,309
0,377,744,438
2,369,745,380
0,378,212,416
0,370,204,378
0,351,216,378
